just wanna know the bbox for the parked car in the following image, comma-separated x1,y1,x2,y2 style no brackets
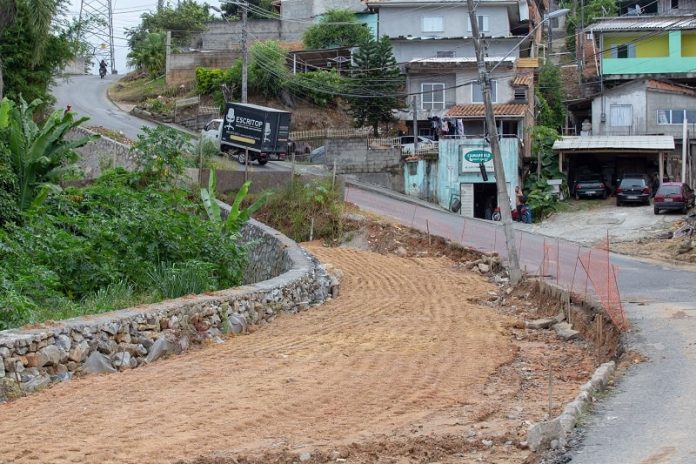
399,136,437,154
309,146,326,164
573,176,610,200
653,182,695,214
616,175,652,206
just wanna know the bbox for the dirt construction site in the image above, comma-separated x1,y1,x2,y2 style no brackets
0,220,617,464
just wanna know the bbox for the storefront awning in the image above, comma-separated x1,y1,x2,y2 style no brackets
553,136,675,153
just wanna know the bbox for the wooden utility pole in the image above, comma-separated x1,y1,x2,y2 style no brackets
412,95,419,152
241,1,248,104
466,0,522,283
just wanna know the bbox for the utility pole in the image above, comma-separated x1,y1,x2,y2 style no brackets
412,96,419,153
466,0,521,283
241,1,248,104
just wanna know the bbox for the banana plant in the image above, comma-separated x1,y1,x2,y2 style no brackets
0,96,98,210
200,169,270,236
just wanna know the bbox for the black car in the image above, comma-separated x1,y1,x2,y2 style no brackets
573,177,609,199
616,175,651,206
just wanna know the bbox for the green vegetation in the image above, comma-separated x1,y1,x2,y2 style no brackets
525,126,565,220
127,1,213,77
536,64,566,131
0,96,97,213
0,170,248,329
0,102,266,330
303,9,371,49
348,35,404,136
109,75,171,103
561,0,617,57
249,40,288,99
252,180,344,243
221,0,275,20
0,0,84,104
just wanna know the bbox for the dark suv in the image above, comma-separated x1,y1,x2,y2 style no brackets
616,175,651,206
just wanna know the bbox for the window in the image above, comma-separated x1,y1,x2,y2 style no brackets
407,161,418,175
467,16,489,32
472,80,497,103
436,50,455,58
609,104,633,127
422,16,444,33
610,43,636,58
657,109,696,124
550,17,560,28
672,0,679,9
422,83,445,110
514,87,527,101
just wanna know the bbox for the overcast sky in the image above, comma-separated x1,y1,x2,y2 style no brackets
66,0,224,73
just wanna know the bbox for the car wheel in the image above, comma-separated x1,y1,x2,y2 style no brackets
602,190,608,200
616,200,622,207
654,207,659,215
575,192,580,200
258,159,268,165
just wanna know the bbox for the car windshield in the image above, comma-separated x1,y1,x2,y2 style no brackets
620,179,644,188
658,186,681,195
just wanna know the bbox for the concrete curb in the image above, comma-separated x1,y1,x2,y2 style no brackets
527,361,616,452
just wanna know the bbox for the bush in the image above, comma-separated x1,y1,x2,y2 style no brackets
195,62,242,108
0,144,19,226
0,169,249,328
254,180,344,242
249,40,288,98
287,70,343,107
130,126,191,184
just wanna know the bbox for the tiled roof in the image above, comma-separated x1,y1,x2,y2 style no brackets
512,73,533,87
446,103,527,118
587,15,696,32
646,79,696,96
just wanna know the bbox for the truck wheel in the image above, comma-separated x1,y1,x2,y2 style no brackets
237,151,247,164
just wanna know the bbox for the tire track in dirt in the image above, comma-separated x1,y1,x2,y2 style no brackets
0,247,514,464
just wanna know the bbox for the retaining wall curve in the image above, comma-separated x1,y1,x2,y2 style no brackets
0,215,336,400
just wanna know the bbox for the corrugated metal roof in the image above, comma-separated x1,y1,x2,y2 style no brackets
446,103,527,118
408,56,516,63
553,136,675,151
587,15,696,32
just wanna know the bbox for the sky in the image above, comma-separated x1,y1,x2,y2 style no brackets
66,0,224,73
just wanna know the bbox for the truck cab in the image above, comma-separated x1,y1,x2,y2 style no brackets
202,119,223,146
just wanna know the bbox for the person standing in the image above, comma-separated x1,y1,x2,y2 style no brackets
515,185,525,218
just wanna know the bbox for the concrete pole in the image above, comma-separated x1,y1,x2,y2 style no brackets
412,95,419,152
682,117,687,182
241,1,248,104
466,0,521,283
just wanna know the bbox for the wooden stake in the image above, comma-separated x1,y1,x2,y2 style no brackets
426,219,431,246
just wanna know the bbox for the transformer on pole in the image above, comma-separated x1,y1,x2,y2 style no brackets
78,0,116,74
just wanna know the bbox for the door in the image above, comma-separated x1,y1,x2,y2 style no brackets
460,183,474,218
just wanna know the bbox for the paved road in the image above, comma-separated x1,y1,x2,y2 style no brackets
53,74,156,140
52,75,290,172
345,182,696,463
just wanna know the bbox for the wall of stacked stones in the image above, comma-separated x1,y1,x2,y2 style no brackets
0,217,336,400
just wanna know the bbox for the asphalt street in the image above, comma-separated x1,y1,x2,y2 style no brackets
346,182,696,463
53,74,156,140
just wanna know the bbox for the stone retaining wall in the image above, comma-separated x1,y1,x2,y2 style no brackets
66,126,135,179
0,217,337,400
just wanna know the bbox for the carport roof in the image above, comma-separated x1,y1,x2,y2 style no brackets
553,136,675,152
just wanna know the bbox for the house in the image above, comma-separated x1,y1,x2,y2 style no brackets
366,0,535,149
585,15,696,81
404,137,521,219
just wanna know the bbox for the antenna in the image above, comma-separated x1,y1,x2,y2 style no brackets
78,0,116,74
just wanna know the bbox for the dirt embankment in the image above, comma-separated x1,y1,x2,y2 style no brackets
0,220,614,464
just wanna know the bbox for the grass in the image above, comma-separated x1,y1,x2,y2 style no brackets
555,198,609,214
109,75,173,103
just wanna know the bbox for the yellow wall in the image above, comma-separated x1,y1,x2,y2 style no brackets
682,32,696,57
603,34,669,58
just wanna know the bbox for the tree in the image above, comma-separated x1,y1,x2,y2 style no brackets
347,36,404,136
0,0,63,100
0,97,97,211
126,0,213,76
221,0,275,20
249,40,288,98
561,0,617,56
303,9,372,49
127,32,167,77
536,63,566,130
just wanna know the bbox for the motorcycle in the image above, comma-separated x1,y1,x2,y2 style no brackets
99,66,107,79
492,205,532,224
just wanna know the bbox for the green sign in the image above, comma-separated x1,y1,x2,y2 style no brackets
464,150,493,163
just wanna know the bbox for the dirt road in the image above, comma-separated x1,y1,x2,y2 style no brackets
0,247,525,464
